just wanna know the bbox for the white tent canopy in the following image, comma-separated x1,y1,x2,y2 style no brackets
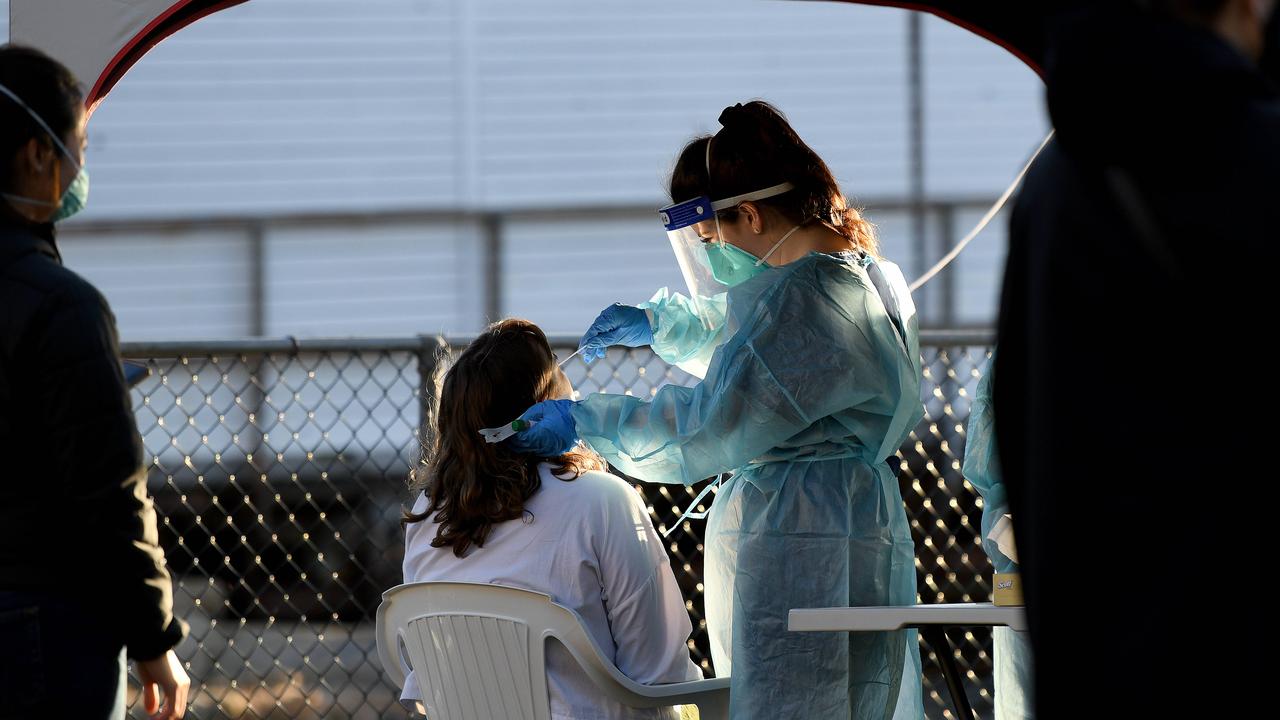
9,1,1039,119
8,0,244,114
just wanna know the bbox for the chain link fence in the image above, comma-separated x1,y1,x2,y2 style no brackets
120,332,996,719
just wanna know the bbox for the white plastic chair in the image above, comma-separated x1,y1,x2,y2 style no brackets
377,581,730,720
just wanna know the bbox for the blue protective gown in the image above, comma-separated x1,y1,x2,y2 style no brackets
962,358,1034,719
572,251,925,720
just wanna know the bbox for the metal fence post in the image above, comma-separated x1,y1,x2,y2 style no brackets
937,203,957,326
248,220,267,337
907,11,928,321
482,214,503,324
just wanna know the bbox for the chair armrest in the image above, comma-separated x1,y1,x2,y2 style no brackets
626,678,731,720
375,601,408,689
628,676,730,704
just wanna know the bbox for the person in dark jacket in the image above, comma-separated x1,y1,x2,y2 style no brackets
996,0,1278,715
0,46,190,720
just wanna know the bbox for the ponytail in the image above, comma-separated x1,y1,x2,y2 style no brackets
670,100,879,257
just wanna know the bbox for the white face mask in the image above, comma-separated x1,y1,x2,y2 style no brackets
0,82,89,222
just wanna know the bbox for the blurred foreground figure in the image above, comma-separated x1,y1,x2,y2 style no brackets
996,1,1278,716
0,45,189,720
963,356,1034,720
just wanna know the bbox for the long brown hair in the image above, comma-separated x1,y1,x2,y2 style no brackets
669,100,879,257
403,319,603,557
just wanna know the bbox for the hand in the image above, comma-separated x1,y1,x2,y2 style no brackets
507,399,579,457
136,649,190,720
578,304,654,364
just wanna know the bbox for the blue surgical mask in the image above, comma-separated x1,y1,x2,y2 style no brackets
703,220,805,287
51,166,89,222
2,156,90,224
0,82,89,222
705,240,770,286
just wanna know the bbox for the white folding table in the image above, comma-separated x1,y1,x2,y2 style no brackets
788,603,1026,719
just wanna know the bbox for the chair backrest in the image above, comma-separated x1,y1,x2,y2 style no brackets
377,581,697,720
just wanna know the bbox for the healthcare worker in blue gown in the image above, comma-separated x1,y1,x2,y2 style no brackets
962,357,1033,719
510,101,925,720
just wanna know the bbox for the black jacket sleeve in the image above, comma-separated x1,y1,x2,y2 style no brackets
31,284,187,660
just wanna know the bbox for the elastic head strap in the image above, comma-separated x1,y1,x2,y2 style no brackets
710,182,795,211
0,82,81,172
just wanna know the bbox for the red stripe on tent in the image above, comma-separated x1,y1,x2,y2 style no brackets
86,0,248,115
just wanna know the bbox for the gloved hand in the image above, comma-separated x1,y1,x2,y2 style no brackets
506,399,579,457
578,304,654,364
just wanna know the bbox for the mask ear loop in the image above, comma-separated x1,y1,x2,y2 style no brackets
753,222,804,267
0,154,62,209
0,82,82,174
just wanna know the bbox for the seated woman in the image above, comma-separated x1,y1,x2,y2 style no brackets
400,318,702,719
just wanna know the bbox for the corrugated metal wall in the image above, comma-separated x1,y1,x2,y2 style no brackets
467,1,913,206
501,215,686,333
5,0,1047,338
924,18,1046,196
263,222,476,336
56,228,256,338
78,0,464,218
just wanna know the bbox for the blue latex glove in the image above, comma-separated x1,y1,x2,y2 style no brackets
506,399,579,457
577,304,654,364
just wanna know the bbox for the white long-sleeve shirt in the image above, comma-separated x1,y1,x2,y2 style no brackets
401,464,703,720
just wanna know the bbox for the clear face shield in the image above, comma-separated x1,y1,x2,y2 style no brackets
658,181,796,315
659,195,725,320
